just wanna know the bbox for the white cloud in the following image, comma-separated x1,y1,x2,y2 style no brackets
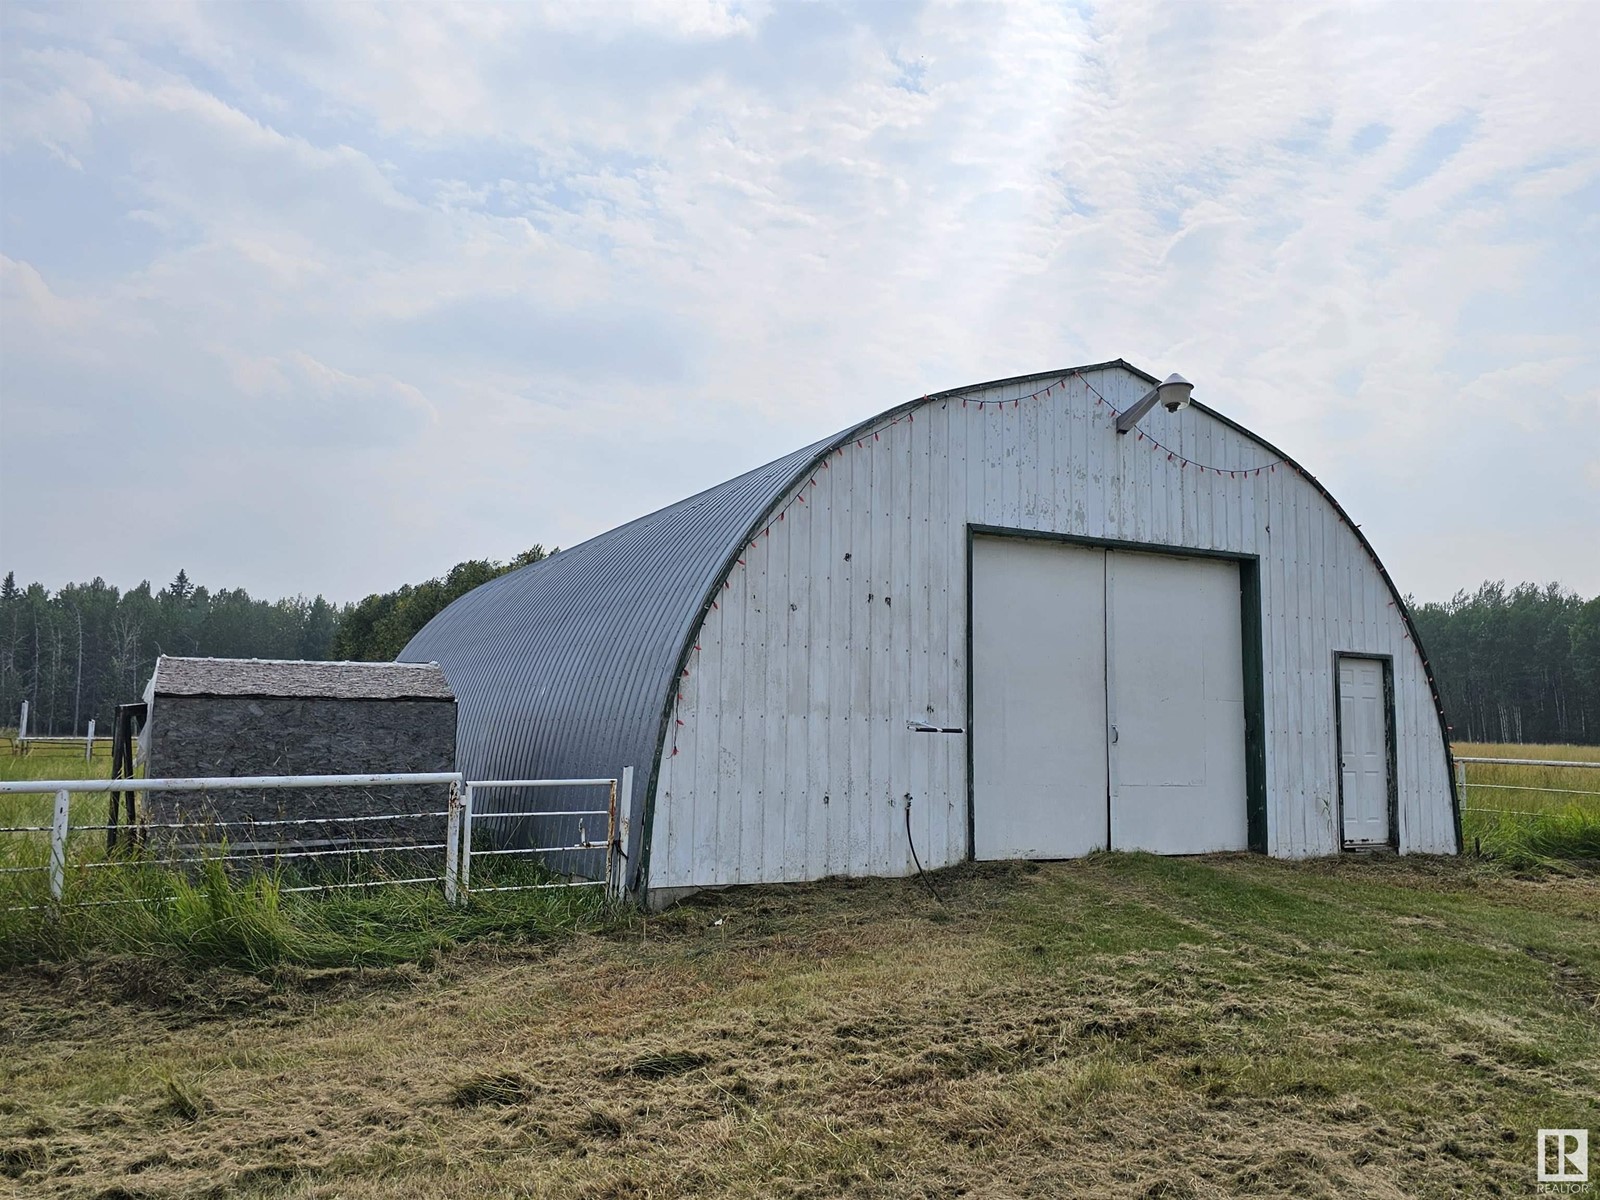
1,0,1597,602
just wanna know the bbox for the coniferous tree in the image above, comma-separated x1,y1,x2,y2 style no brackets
0,546,559,733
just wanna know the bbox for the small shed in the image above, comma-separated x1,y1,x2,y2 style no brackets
139,656,456,844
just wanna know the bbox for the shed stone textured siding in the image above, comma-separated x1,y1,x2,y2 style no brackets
144,697,456,844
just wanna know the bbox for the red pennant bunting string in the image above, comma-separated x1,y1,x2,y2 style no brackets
702,376,1292,563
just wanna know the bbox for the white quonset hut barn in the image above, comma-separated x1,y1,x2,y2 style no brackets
404,360,1459,904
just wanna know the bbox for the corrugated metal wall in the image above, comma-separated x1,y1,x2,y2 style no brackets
650,365,1455,889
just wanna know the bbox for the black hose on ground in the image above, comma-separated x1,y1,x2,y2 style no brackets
904,795,945,908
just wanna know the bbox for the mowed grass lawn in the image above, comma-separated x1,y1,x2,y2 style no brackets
2,853,1596,1199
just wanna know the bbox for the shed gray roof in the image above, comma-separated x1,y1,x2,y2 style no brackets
151,656,454,701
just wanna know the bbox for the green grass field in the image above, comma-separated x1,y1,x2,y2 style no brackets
3,740,1597,974
1,854,1595,1198
2,742,1597,1195
1455,742,1600,867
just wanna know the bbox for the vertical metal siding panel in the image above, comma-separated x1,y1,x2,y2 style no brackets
1087,383,1106,537
826,452,851,877
1166,419,1184,553
1398,643,1417,852
1399,594,1423,852
1316,497,1336,853
1062,380,1080,532
1292,480,1311,854
1307,501,1330,852
691,591,721,880
946,400,968,863
850,444,874,876
786,485,813,881
1179,419,1197,547
941,403,963,864
1264,476,1286,855
806,462,831,880
1211,430,1227,549
762,504,789,883
879,429,901,873
907,413,932,867
1134,415,1154,545
714,562,745,884
743,537,769,883
1044,388,1062,535
654,703,682,885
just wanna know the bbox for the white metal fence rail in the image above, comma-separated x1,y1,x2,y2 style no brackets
1454,756,1600,818
0,768,632,910
451,766,632,903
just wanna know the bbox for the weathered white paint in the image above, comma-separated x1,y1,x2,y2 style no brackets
650,365,1455,890
970,536,1108,859
1339,656,1392,846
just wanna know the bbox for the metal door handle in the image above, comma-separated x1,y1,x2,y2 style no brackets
1110,725,1119,744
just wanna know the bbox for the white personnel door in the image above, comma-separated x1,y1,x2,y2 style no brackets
971,536,1249,860
1338,657,1391,846
971,537,1109,859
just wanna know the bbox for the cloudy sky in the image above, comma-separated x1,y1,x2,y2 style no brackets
2,0,1596,605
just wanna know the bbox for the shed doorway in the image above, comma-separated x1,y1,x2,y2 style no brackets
970,534,1249,860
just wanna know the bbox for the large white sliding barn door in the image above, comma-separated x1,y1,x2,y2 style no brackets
971,537,1109,859
1106,551,1248,853
971,536,1248,861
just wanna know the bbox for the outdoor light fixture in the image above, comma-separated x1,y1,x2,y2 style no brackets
1115,373,1194,434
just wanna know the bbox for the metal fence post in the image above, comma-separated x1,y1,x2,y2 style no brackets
459,783,475,895
444,780,462,906
85,719,96,762
49,788,69,904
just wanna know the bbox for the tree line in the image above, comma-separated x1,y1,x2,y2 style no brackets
2,563,1594,745
1409,582,1600,746
0,546,550,737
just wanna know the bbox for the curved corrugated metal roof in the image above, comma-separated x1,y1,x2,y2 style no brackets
403,358,1460,886
400,435,832,876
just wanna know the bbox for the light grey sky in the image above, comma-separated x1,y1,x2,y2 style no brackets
2,0,1596,604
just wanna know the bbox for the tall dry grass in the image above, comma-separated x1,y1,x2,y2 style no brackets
1454,741,1600,866
0,744,614,970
